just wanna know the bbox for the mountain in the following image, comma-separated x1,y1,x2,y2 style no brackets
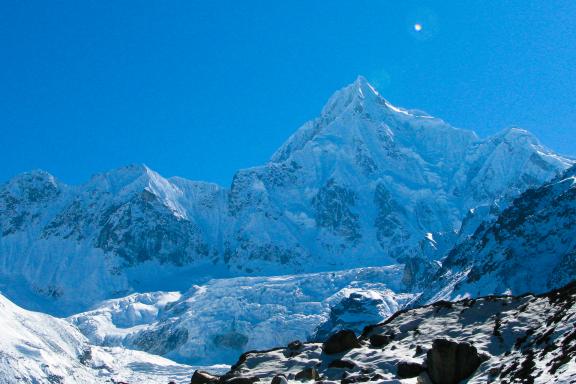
209,281,576,384
0,291,227,384
416,164,576,305
0,76,573,314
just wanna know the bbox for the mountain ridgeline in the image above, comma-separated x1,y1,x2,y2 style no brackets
0,76,573,314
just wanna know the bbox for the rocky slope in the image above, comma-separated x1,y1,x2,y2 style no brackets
0,77,572,314
416,164,576,305
204,281,576,384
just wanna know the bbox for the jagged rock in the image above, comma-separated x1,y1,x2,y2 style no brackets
396,361,424,378
294,367,320,381
426,339,487,384
322,330,361,355
271,375,288,384
191,370,219,384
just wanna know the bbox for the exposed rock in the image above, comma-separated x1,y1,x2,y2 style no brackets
340,373,384,383
396,361,424,378
221,377,260,384
294,367,320,381
271,375,288,384
328,359,356,369
191,370,219,384
288,340,303,351
322,330,361,355
368,333,391,348
426,339,487,384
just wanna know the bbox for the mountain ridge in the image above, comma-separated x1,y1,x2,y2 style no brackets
0,77,573,314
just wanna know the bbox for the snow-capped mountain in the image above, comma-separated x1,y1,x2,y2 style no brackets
417,164,576,305
0,77,573,314
0,291,227,384
214,281,576,384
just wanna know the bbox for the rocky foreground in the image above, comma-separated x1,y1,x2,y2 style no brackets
192,281,576,384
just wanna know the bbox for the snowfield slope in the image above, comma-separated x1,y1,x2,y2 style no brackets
0,292,226,384
0,77,573,314
217,281,576,384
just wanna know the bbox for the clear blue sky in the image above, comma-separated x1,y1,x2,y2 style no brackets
1,1,575,185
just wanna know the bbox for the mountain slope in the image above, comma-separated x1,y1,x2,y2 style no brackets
0,77,572,314
211,281,576,384
417,164,576,305
0,291,226,384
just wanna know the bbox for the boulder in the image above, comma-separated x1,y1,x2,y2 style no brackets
271,375,288,384
322,330,361,355
191,370,219,384
341,373,384,384
222,377,260,384
329,359,356,369
294,367,320,381
426,339,487,384
288,340,303,350
369,334,391,348
396,361,424,378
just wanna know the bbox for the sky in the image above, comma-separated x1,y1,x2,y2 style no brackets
1,1,575,186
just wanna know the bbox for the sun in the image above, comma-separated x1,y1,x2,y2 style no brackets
414,23,423,32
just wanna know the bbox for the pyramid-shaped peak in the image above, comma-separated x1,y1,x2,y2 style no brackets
320,76,384,118
351,75,379,97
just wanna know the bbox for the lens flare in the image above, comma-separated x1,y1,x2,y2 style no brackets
414,23,423,32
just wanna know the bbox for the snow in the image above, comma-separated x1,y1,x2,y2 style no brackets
69,266,412,365
0,292,226,384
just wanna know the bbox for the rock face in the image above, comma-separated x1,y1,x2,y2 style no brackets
322,330,361,354
0,77,572,314
218,281,576,384
426,339,486,384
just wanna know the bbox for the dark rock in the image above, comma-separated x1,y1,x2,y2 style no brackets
396,361,424,378
271,375,288,384
191,370,219,384
329,359,356,369
426,339,487,384
222,377,260,384
414,345,425,356
340,373,383,384
295,367,320,381
288,340,304,350
369,333,391,348
323,330,361,354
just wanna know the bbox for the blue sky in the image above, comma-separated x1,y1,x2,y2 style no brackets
1,1,575,185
